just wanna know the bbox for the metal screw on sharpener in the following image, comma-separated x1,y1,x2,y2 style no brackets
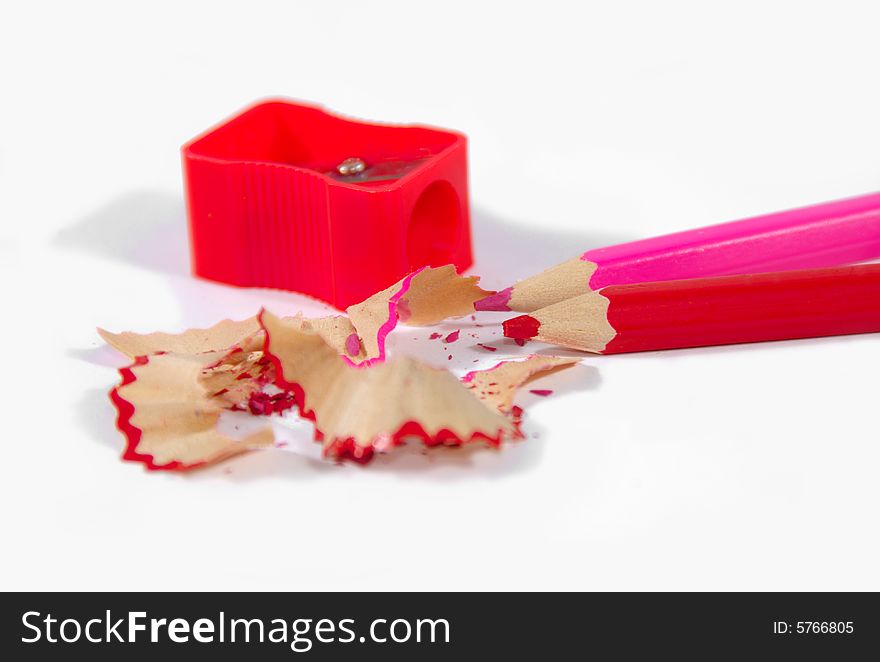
336,157,367,176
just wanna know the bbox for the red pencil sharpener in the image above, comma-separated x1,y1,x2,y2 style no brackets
182,99,473,308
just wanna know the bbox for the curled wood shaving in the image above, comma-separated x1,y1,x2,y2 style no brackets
100,314,367,362
99,265,490,367
260,310,515,462
345,265,492,362
344,271,416,362
396,264,492,325
99,318,260,358
111,352,274,471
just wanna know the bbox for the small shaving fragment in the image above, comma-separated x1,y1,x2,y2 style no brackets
462,356,580,413
198,333,274,411
247,391,296,416
345,333,361,357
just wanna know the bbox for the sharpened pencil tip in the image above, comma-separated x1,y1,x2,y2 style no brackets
503,314,540,340
474,287,512,311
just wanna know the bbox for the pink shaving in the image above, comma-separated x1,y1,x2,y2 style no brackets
368,267,422,364
476,343,497,352
529,389,553,397
397,298,412,322
474,287,512,312
345,333,361,357
445,330,460,343
347,266,426,368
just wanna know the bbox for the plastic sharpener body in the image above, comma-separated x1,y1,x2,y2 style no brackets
182,99,473,308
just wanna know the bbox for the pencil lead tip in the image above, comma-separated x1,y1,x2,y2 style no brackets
474,287,513,311
503,314,540,340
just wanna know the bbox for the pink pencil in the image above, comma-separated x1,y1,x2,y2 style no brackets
476,192,880,312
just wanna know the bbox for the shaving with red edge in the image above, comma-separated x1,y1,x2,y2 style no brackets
260,309,518,461
111,351,274,471
99,263,580,472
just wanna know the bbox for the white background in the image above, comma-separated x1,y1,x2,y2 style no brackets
2,1,879,591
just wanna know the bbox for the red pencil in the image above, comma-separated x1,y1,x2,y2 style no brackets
502,264,880,354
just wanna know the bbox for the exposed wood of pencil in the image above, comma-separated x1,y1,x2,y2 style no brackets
478,191,880,313
502,264,880,354
475,258,597,313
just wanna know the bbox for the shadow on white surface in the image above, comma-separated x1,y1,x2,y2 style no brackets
53,190,190,276
67,345,128,368
365,363,601,479
193,448,342,482
470,207,634,288
52,190,636,288
75,386,127,451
